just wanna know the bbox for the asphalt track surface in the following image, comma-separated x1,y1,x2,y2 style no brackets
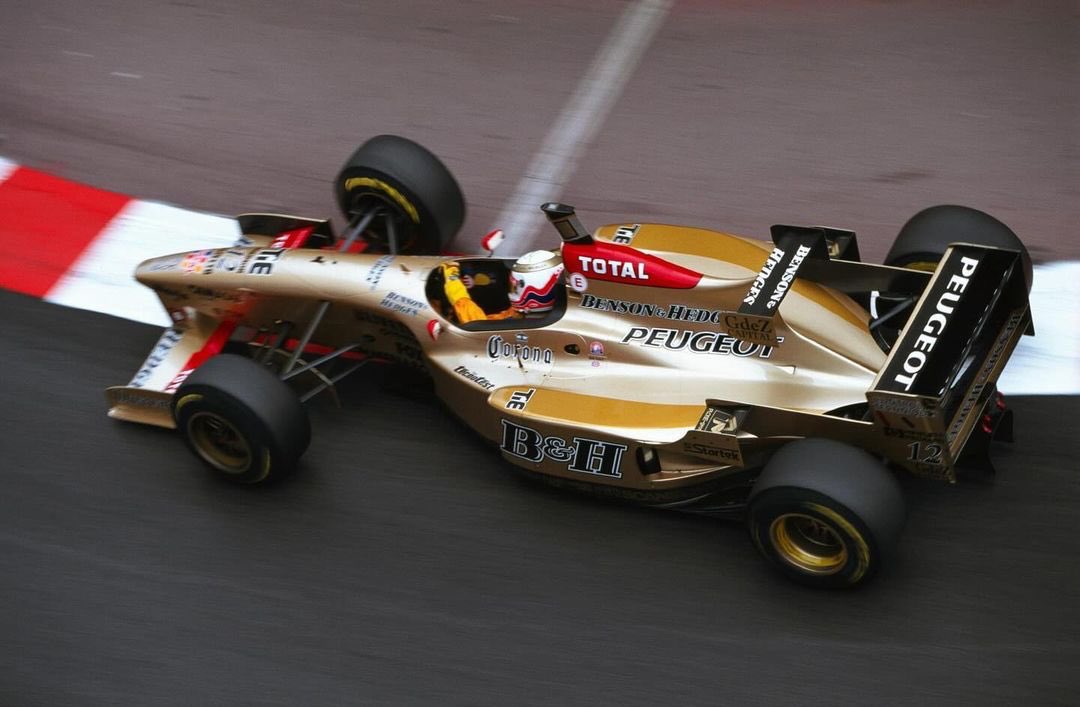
2,1,1079,705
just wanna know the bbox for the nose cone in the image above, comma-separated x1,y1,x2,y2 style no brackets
135,252,191,287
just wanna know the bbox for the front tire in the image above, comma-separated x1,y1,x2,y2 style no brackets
335,135,465,254
173,354,310,484
747,439,905,588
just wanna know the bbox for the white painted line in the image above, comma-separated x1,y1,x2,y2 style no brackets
110,72,143,79
492,0,672,251
998,261,1080,396
0,156,17,184
45,200,242,326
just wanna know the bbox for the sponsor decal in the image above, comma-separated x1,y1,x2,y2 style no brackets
505,388,535,411
568,272,588,293
744,244,813,310
187,285,243,303
216,248,247,273
165,368,194,394
269,225,314,249
577,294,785,350
181,250,214,275
487,335,554,364
147,255,183,272
695,408,736,434
310,254,337,265
500,420,627,478
130,328,184,387
579,294,733,324
621,327,779,358
152,285,188,301
352,309,414,339
945,309,1025,443
883,427,941,441
577,255,649,280
868,395,936,419
365,254,395,291
234,234,256,248
891,255,980,392
245,248,285,276
395,341,424,368
111,389,172,410
588,340,605,367
379,291,426,316
742,247,785,308
612,224,640,245
454,365,495,390
738,233,825,317
765,244,812,310
681,441,742,462
722,312,780,346
562,242,701,289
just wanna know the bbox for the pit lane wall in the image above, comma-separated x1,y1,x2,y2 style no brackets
0,155,1076,396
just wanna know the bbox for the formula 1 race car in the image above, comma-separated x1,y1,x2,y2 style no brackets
108,135,1033,588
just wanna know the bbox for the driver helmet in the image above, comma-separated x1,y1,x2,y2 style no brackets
508,250,564,313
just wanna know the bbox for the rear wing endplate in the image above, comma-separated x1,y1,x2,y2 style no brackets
866,244,1032,480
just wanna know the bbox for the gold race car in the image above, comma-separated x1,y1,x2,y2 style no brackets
108,136,1033,588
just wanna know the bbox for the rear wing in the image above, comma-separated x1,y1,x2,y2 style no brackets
866,244,1032,480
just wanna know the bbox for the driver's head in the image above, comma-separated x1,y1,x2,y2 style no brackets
508,250,564,313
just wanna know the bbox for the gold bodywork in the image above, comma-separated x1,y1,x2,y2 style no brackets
108,216,1031,506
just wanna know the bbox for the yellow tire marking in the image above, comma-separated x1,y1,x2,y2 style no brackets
246,449,272,484
343,177,420,224
902,260,939,272
173,393,203,413
804,501,872,583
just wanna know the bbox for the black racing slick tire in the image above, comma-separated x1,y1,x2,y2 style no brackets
172,354,311,484
747,439,905,589
885,205,1032,293
872,204,1032,351
335,135,465,254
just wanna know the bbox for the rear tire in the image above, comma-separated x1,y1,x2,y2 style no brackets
747,439,905,588
873,205,1032,350
335,135,465,254
885,205,1031,291
173,354,310,484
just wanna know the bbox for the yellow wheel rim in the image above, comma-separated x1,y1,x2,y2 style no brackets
187,412,252,474
769,513,848,575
